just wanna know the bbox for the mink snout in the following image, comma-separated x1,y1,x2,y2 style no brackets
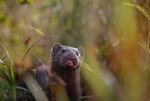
60,54,78,68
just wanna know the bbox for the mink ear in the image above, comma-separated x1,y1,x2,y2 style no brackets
51,43,62,54
78,47,84,59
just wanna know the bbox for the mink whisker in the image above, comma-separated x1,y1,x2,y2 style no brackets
80,63,97,74
50,59,60,63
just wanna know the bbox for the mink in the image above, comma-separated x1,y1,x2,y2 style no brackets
34,43,84,101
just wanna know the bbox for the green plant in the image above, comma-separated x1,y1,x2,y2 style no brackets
0,46,16,101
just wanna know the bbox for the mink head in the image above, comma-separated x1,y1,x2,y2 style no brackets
51,43,84,70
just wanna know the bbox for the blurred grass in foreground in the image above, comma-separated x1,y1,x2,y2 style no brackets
113,0,148,101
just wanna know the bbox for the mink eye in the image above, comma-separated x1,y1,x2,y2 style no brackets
61,49,66,53
76,51,79,56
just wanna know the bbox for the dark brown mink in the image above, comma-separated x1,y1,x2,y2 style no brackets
34,43,84,101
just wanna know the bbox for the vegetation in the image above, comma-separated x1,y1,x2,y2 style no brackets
0,0,150,101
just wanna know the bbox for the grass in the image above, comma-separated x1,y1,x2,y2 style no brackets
1,0,150,101
0,33,39,100
0,45,16,101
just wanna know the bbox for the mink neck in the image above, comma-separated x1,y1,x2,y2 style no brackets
51,63,81,101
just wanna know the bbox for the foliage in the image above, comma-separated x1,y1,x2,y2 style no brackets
0,46,16,101
0,0,150,101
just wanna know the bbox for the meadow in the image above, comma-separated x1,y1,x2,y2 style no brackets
0,0,150,101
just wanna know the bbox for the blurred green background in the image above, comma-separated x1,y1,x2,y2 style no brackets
0,0,150,101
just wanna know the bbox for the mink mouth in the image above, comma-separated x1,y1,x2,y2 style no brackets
64,60,78,67
61,58,79,69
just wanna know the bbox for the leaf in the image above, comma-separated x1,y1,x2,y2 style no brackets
0,59,3,64
0,11,6,22
34,28,44,36
123,2,150,20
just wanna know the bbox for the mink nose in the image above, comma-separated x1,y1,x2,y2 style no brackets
65,54,78,65
68,54,76,60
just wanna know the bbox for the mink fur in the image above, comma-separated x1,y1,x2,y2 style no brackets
34,43,84,101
